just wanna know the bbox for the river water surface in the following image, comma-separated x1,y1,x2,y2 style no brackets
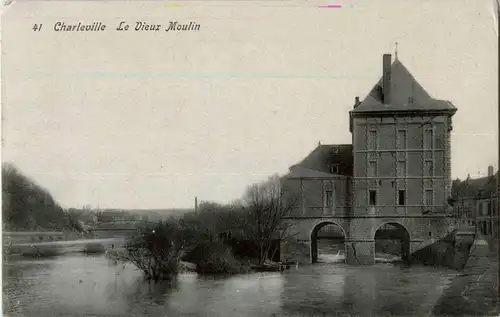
3,252,459,317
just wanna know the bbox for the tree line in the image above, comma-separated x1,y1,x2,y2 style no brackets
109,174,299,281
2,163,82,232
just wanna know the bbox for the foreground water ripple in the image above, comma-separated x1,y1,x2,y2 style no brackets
3,253,457,317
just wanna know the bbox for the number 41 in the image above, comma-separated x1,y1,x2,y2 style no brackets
33,24,43,31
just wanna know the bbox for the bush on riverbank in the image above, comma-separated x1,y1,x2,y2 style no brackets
82,243,105,254
183,241,251,275
111,220,188,282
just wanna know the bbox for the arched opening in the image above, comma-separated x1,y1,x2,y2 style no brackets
374,222,410,263
310,222,346,264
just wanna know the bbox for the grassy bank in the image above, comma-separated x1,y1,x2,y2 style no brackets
4,241,111,258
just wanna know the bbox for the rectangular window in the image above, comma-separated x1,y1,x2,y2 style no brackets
368,160,376,177
425,189,433,206
397,160,406,177
369,190,377,206
398,190,406,206
369,130,377,150
480,201,489,216
330,164,339,174
398,130,407,149
325,190,334,207
424,160,433,177
424,128,433,149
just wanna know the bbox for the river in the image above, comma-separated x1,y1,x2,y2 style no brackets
3,250,458,317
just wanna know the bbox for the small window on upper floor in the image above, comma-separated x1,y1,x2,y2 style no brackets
425,189,433,206
424,160,434,177
368,131,378,150
397,160,406,177
368,160,376,177
397,130,407,149
330,164,340,174
424,128,434,149
325,190,334,207
369,190,377,206
398,190,406,206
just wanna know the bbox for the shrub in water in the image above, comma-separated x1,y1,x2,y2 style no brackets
111,220,187,282
83,243,105,254
189,241,250,275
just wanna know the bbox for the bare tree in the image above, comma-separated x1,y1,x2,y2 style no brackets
242,174,299,265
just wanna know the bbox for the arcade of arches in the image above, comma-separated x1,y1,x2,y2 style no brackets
310,221,410,264
281,217,454,265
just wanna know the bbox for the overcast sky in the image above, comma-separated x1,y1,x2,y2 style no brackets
2,0,498,209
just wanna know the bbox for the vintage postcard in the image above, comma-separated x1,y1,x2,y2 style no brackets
1,0,498,316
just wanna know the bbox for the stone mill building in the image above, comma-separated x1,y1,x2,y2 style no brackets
280,53,458,264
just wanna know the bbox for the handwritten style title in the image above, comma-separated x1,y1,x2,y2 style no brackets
32,21,201,32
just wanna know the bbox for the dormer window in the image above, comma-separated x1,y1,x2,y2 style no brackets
332,147,340,154
330,164,340,174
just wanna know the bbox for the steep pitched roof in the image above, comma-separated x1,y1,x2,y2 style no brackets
284,166,341,179
352,58,457,113
288,144,353,176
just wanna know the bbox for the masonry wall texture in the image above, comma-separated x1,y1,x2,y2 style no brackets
280,53,460,265
352,115,451,216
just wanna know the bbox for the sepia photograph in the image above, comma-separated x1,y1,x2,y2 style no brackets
1,0,499,316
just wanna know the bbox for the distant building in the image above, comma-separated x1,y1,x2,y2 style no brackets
96,210,127,223
452,166,498,237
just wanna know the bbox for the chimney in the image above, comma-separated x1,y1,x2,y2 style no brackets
354,96,360,108
488,165,494,177
382,54,392,104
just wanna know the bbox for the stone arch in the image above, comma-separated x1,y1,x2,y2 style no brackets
374,221,411,262
310,221,347,264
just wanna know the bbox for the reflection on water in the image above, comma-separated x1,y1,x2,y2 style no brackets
3,253,457,317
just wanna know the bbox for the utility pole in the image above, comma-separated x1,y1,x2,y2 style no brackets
195,196,198,214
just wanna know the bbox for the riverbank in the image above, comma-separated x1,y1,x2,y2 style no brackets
4,238,123,259
432,233,499,316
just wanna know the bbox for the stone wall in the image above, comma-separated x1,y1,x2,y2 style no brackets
432,232,499,316
281,177,351,217
281,216,457,265
410,230,475,270
352,115,451,217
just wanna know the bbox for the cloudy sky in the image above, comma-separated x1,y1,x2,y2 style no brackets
2,0,498,209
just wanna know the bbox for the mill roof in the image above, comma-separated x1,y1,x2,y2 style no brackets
352,58,457,114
